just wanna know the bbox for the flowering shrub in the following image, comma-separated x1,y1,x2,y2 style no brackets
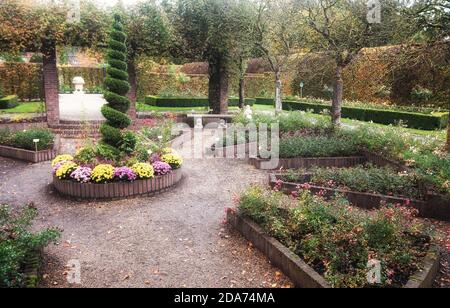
114,167,137,181
131,163,154,179
161,153,183,169
152,161,172,176
52,155,74,167
55,162,78,180
70,167,92,183
238,185,433,288
91,164,115,183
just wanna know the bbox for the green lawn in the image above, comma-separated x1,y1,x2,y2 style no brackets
0,102,45,113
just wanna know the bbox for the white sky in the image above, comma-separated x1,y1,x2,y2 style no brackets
94,0,143,7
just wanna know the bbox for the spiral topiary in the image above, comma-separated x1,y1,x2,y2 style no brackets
101,14,133,151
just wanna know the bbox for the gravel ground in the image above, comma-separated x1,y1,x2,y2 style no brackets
0,153,448,288
0,156,292,288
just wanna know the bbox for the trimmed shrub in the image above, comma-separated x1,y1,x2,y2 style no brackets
144,96,255,108
0,95,19,109
283,100,448,130
101,105,131,129
101,14,133,152
254,97,275,106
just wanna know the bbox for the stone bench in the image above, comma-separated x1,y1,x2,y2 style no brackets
186,113,234,128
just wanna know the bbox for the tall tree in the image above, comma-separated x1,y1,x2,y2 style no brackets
403,0,450,151
0,0,109,125
171,0,254,113
303,0,395,126
255,0,304,113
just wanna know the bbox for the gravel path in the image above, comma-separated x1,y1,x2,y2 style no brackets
0,156,292,288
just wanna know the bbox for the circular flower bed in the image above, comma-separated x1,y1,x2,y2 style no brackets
52,149,183,200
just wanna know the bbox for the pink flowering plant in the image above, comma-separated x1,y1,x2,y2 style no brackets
114,167,137,182
238,185,434,288
152,161,172,176
70,167,92,183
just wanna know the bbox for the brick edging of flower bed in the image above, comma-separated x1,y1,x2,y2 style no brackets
0,145,56,163
269,173,450,222
227,211,440,288
53,168,183,200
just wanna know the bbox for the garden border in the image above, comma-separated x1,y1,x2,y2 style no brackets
249,156,366,170
269,173,450,222
53,168,183,200
0,145,56,163
227,211,440,288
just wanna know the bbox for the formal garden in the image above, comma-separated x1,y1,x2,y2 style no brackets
0,0,449,291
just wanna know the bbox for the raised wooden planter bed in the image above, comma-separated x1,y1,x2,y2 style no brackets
53,168,183,200
227,211,440,288
0,145,56,163
269,173,450,222
250,155,366,170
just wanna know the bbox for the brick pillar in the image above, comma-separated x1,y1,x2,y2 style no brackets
43,42,60,126
127,61,137,120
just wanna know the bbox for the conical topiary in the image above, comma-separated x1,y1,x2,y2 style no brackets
100,14,132,151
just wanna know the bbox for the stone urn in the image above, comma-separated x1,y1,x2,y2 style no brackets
72,76,85,94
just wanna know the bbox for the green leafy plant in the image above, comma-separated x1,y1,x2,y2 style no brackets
0,204,60,288
305,164,425,200
237,186,433,288
0,129,54,151
337,125,449,195
279,135,357,158
100,14,133,154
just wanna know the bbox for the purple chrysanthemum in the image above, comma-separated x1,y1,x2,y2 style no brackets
114,167,137,181
151,153,161,163
70,167,92,183
152,161,172,176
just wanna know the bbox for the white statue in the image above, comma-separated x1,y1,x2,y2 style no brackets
72,76,85,94
244,105,253,120
194,117,203,129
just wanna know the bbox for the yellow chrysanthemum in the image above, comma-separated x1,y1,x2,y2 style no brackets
52,154,74,167
131,163,154,179
161,153,183,169
91,164,115,183
55,162,78,180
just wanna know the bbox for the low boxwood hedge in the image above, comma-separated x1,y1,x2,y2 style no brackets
0,95,19,109
254,97,275,106
145,96,256,108
282,100,448,130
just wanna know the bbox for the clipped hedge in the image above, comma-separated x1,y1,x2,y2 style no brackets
0,95,19,109
283,100,449,130
145,96,256,108
255,97,275,106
